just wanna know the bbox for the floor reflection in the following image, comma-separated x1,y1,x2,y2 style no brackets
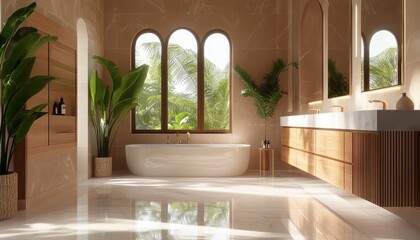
0,172,420,239
135,201,230,240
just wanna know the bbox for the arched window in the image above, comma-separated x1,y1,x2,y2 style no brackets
167,29,198,130
133,31,162,130
132,29,232,133
203,32,231,131
368,30,399,90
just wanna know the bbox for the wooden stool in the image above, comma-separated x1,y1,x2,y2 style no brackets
259,148,275,176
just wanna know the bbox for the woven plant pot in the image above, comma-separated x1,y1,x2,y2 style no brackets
94,157,112,177
0,172,18,220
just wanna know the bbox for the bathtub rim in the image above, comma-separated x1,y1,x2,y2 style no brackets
125,143,251,148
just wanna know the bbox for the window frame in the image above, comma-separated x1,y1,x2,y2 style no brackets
362,29,402,92
131,28,232,134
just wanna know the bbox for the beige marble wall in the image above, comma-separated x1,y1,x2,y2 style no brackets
361,0,402,43
103,0,294,171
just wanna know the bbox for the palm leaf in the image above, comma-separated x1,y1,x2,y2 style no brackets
92,55,122,95
5,75,55,123
234,58,297,120
3,57,35,103
16,106,48,143
0,2,36,48
2,32,56,78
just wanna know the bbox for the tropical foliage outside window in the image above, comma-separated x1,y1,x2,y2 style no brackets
133,29,231,133
134,32,162,130
204,33,230,130
369,30,398,90
135,201,230,239
362,30,399,91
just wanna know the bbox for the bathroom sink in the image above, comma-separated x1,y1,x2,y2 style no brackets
280,110,420,131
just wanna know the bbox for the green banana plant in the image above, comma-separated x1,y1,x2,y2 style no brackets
89,56,148,157
234,58,297,140
0,2,57,175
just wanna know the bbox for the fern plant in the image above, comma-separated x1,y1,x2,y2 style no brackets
328,58,349,98
234,58,297,140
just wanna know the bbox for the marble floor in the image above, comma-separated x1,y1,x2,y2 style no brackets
1,170,420,239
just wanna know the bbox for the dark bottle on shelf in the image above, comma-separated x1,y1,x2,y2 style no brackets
58,97,66,115
53,102,59,115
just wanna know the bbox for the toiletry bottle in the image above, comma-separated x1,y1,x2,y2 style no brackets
53,102,58,115
58,97,66,115
267,140,270,149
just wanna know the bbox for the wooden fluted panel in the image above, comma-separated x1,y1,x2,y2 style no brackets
352,132,380,204
380,131,420,206
353,131,420,207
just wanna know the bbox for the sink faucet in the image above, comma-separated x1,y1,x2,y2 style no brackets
369,100,387,110
331,105,344,112
186,132,190,144
176,132,181,144
308,108,320,114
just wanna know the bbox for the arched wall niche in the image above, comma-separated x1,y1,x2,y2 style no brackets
77,18,89,182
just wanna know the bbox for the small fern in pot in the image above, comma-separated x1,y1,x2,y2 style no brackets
234,59,297,147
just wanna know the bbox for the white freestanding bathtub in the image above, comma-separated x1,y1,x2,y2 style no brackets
125,144,250,177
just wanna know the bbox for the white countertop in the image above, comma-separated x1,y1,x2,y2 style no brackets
280,110,420,131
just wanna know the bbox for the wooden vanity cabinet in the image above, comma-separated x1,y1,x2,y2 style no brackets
281,127,420,207
281,128,352,192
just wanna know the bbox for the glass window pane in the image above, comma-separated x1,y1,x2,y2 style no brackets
204,33,230,131
369,30,398,90
168,29,198,130
134,33,162,130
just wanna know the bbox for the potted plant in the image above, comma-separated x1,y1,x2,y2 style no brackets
328,58,349,98
89,56,148,177
0,2,57,220
234,58,297,147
